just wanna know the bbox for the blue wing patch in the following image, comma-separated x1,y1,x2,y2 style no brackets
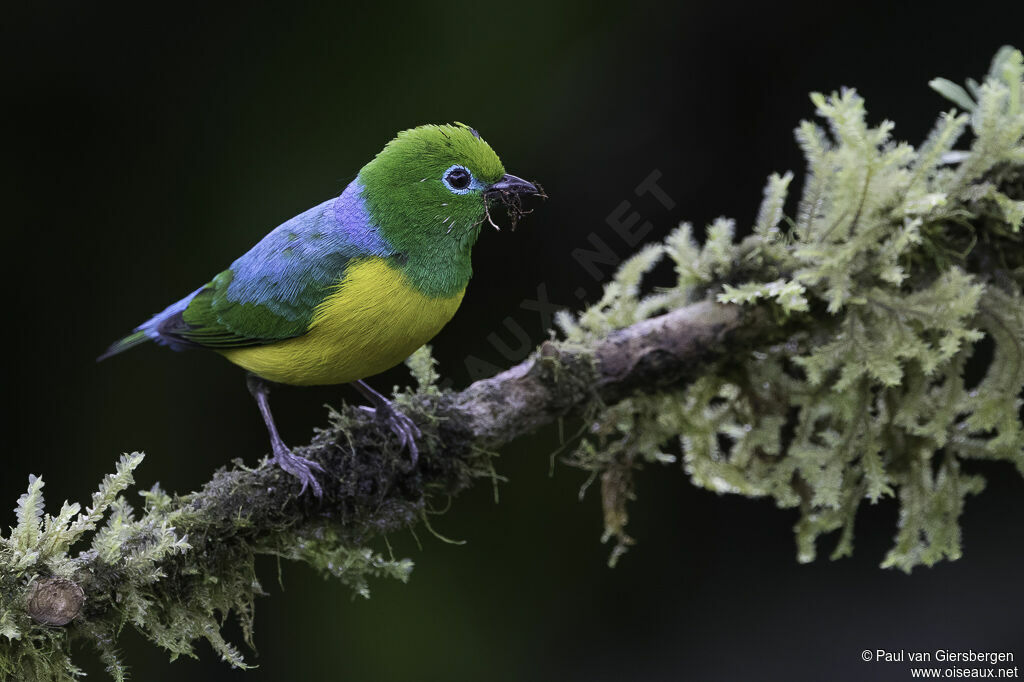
104,180,395,355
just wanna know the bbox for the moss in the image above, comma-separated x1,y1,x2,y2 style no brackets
0,349,498,680
559,46,1024,568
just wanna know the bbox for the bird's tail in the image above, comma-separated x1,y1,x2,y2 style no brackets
97,330,151,362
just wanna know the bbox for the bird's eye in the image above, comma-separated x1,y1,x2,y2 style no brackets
443,165,473,194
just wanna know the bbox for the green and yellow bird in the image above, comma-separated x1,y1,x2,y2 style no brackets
101,123,541,497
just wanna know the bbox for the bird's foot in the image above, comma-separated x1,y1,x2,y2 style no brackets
358,400,422,465
271,441,325,498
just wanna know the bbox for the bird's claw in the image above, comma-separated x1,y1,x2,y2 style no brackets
359,403,422,465
272,442,325,498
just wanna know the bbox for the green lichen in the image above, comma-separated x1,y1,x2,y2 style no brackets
0,344,490,681
560,46,1024,569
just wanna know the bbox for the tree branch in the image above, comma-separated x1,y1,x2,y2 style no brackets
455,300,752,445
2,297,766,678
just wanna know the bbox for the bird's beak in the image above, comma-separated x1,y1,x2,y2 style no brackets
484,173,540,199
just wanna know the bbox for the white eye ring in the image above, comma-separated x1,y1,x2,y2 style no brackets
442,164,474,194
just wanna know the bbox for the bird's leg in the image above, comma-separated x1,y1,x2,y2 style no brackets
246,374,324,498
351,379,422,465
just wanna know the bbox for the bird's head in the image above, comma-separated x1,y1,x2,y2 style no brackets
357,123,541,257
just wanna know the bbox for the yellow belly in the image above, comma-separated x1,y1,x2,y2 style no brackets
221,258,465,386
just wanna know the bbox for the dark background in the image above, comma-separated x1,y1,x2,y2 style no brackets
5,2,1024,680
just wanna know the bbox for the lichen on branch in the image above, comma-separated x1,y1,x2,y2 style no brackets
2,46,1022,682
559,45,1024,567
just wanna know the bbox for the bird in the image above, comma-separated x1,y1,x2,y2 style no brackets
100,123,541,498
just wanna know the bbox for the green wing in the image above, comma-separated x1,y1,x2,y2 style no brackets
172,270,321,348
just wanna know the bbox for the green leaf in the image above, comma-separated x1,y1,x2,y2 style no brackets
928,78,976,111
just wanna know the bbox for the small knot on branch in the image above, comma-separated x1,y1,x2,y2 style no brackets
27,577,85,626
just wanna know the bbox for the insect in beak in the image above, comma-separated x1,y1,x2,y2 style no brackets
483,174,540,199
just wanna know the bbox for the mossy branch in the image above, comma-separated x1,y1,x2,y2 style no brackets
0,298,764,681
3,46,1023,681
455,299,766,444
